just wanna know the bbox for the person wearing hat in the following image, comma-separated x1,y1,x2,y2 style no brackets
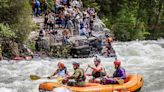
87,57,106,83
101,60,126,84
48,61,69,82
65,61,86,87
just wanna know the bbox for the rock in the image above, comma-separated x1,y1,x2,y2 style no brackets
68,36,88,46
93,18,106,32
35,37,50,51
10,41,20,57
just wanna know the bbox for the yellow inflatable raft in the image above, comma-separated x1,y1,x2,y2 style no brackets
39,74,144,92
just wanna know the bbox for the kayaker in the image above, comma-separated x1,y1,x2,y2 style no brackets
48,61,69,80
101,60,126,84
65,61,86,87
87,57,106,83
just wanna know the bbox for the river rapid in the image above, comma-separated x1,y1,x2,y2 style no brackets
0,40,164,92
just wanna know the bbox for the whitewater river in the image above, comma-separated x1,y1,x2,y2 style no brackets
0,40,164,92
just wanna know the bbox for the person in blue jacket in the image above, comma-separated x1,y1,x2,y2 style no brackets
34,0,40,16
102,60,126,84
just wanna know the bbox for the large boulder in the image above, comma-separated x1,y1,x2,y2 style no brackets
93,18,109,32
35,37,50,51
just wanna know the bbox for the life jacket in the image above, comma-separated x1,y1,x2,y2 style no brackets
113,67,126,79
92,70,106,79
57,67,67,77
106,37,113,43
76,68,86,82
92,66,106,79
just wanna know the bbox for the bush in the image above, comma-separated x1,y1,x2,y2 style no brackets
0,0,34,43
0,23,15,39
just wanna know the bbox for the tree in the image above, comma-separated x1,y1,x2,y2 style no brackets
0,23,16,59
0,24,15,39
0,0,34,43
95,0,163,41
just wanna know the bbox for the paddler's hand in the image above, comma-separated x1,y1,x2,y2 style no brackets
105,75,111,78
114,78,118,81
47,76,52,79
86,74,92,76
88,65,91,68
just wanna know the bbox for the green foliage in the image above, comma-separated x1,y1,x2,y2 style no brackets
95,0,164,41
0,0,34,43
51,45,71,58
46,0,54,10
0,24,15,39
82,0,100,12
27,40,36,50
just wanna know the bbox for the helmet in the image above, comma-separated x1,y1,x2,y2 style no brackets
114,60,121,65
58,61,65,68
94,58,101,63
72,61,80,65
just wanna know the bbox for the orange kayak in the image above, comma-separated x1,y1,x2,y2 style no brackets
39,74,144,92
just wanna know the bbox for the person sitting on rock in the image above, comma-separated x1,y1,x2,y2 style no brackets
62,29,69,44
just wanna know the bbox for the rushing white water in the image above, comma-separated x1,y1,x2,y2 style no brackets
0,40,164,92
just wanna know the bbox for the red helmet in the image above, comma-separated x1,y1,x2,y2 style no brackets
114,60,121,65
58,61,65,68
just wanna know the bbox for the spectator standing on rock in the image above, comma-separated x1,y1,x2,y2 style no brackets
54,0,61,14
79,18,88,36
62,29,69,44
34,0,41,17
41,0,48,15
47,12,55,30
67,15,74,36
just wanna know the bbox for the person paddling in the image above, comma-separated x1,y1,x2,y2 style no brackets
87,57,106,83
48,61,69,83
101,60,126,84
64,61,86,87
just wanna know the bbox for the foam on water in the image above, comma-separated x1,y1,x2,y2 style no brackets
0,40,164,92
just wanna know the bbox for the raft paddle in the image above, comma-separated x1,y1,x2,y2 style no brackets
30,75,48,80
115,78,124,85
85,66,89,72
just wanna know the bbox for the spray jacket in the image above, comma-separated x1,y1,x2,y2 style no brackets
113,67,126,79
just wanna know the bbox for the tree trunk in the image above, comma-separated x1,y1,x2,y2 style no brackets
155,0,163,25
0,43,2,61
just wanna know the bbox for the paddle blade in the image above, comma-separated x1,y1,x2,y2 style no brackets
30,75,41,80
116,79,124,84
57,76,64,83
